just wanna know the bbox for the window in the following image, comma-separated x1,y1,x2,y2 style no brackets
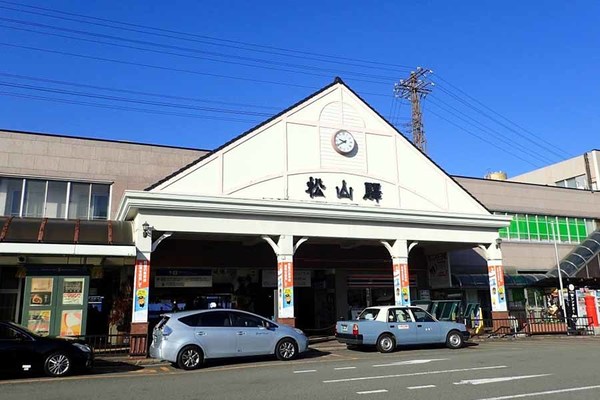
179,315,199,327
411,309,436,323
23,180,46,218
68,183,90,219
0,178,23,216
494,212,593,244
556,175,588,190
357,308,380,320
0,323,20,340
231,312,269,328
387,308,411,323
197,311,231,327
46,181,67,218
90,184,109,220
0,177,110,220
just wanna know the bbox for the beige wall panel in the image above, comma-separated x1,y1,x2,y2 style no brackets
229,177,285,199
286,123,319,172
222,122,285,194
456,177,600,218
160,157,220,195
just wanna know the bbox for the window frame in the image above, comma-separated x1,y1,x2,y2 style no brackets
0,176,111,220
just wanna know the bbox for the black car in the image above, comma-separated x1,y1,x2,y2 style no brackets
0,321,93,377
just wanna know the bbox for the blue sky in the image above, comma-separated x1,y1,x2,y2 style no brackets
1,1,598,178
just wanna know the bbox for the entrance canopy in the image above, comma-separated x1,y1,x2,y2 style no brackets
0,217,136,265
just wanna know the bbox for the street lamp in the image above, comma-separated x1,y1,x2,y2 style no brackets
549,221,565,312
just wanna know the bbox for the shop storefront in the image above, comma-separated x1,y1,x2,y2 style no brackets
0,217,136,336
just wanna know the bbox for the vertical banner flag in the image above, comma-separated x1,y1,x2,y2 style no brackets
278,256,294,318
393,262,410,306
488,264,507,312
133,260,150,323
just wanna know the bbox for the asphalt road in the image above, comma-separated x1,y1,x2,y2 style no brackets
2,337,600,400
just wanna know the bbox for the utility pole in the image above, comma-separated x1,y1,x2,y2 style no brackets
394,67,433,153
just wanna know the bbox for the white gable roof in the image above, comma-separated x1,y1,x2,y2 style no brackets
148,78,490,216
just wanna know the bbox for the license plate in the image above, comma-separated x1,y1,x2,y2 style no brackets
341,325,348,332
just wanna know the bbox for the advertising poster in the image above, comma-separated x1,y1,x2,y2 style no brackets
62,278,85,305
132,260,150,323
278,258,294,318
427,253,451,289
27,310,51,336
488,265,508,312
30,277,53,306
393,263,410,306
60,310,83,336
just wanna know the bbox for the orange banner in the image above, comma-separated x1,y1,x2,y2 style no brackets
133,260,150,323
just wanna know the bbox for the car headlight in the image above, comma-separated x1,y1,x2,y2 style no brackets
294,328,306,336
73,343,92,353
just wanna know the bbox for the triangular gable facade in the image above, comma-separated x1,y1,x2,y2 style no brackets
149,78,489,216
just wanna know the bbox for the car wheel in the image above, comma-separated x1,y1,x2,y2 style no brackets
446,330,463,349
376,333,396,353
275,338,298,361
43,352,71,377
177,345,203,370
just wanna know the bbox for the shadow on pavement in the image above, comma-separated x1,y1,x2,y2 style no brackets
344,342,479,353
91,359,145,374
198,348,332,369
0,360,144,381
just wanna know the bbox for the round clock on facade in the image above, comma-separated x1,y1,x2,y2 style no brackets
332,130,356,155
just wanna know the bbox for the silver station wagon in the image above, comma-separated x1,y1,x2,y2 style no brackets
149,309,309,369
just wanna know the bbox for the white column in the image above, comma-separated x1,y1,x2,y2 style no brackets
263,235,307,326
382,239,410,306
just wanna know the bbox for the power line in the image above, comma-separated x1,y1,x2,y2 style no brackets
0,17,398,83
427,96,555,165
0,81,275,117
0,72,279,110
426,107,541,168
0,41,394,100
434,83,566,161
0,2,413,73
0,24,392,86
0,91,261,123
432,73,570,159
0,41,320,90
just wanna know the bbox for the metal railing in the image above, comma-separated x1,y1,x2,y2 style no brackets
68,333,148,356
463,316,595,337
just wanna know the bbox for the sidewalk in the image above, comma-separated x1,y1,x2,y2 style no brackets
94,333,600,367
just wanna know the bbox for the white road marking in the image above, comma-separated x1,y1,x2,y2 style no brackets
407,385,436,390
454,374,551,386
475,384,600,400
334,366,357,370
293,369,316,374
323,365,507,383
357,390,388,395
373,358,448,367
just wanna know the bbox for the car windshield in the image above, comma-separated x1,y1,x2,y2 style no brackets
357,308,380,320
6,322,38,338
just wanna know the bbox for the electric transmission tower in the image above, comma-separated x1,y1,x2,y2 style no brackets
394,67,433,153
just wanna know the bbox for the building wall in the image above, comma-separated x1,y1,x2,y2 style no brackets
154,83,490,216
455,176,600,220
0,129,208,218
509,150,600,190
